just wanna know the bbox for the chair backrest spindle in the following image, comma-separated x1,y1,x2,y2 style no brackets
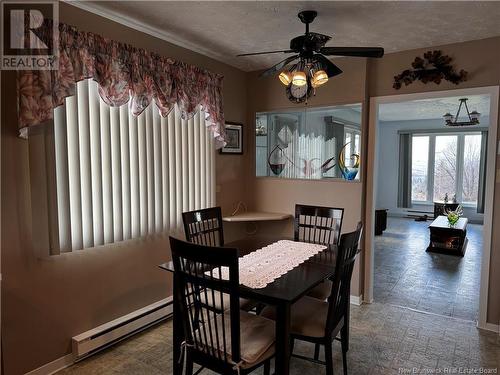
294,204,344,246
183,207,224,246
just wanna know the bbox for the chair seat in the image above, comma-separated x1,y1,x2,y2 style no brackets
200,291,256,311
307,280,332,300
262,296,328,338
199,310,275,368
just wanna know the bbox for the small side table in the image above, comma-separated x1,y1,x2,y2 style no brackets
427,215,468,256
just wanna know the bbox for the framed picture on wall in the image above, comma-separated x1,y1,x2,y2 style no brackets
220,122,243,154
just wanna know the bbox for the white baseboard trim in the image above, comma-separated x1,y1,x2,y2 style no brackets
350,294,363,306
25,353,74,375
477,321,500,334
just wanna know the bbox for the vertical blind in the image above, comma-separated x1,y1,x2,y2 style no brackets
51,79,215,253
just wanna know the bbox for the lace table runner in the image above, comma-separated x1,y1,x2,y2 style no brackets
209,240,327,289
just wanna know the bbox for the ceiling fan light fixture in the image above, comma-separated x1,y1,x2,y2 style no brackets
312,70,328,87
238,11,384,103
278,71,292,86
292,71,307,86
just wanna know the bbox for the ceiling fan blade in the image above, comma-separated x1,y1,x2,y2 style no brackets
260,55,300,77
320,47,384,58
313,54,343,77
237,49,294,57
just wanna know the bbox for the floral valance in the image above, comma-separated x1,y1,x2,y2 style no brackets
17,20,226,147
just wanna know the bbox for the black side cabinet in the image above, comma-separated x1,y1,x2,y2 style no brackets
375,209,388,236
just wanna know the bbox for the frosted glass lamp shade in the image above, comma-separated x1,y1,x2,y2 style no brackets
443,113,454,122
292,71,307,87
469,111,480,122
312,70,328,87
278,71,292,86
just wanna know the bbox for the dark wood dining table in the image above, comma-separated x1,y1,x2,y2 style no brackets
159,235,338,375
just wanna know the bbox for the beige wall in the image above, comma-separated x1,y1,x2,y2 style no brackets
1,3,248,374
245,58,368,296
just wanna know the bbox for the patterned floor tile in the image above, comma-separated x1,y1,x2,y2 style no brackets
374,217,483,321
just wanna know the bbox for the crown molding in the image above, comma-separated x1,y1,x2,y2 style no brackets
63,0,244,71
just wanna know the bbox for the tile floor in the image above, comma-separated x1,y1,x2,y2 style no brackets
58,302,499,374
374,217,483,321
58,217,497,374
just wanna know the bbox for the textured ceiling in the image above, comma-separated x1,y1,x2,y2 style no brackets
77,1,500,71
378,95,491,122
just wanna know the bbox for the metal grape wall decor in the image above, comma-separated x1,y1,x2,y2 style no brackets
393,50,468,90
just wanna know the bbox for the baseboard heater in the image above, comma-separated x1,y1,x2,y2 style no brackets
406,209,433,215
406,209,433,218
72,297,173,360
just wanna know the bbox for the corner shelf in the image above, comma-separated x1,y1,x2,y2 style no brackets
222,211,292,222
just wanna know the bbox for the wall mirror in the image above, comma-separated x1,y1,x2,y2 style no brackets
256,104,362,180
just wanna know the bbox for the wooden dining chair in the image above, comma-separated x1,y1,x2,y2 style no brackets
170,237,275,375
262,222,363,375
295,204,344,301
182,207,255,312
183,207,225,247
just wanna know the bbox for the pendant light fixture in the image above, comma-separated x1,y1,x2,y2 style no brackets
443,98,480,127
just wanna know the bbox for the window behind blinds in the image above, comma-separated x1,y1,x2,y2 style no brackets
46,79,215,253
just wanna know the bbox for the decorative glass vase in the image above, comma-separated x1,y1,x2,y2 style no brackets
268,145,287,176
447,213,459,226
338,142,360,180
446,205,463,227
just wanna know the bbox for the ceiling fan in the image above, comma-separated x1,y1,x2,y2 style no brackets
238,10,385,103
